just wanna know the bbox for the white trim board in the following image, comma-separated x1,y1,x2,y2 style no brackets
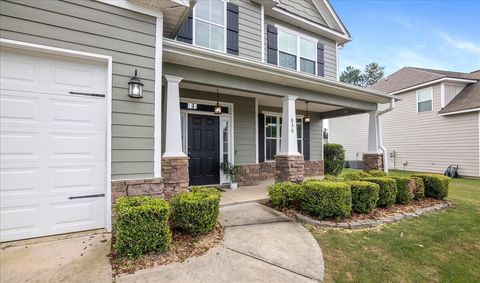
439,108,480,116
0,38,113,233
390,78,476,95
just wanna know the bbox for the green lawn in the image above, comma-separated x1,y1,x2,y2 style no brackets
310,169,480,283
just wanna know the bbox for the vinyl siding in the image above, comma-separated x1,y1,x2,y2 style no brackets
0,0,157,180
258,105,323,161
179,90,256,165
264,16,337,80
277,0,327,26
231,0,262,61
444,83,465,106
329,113,369,161
330,83,480,177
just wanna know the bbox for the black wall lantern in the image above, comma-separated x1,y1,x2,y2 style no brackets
214,88,222,115
128,69,144,98
304,101,311,124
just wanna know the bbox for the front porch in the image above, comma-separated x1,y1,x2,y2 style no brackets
159,39,392,192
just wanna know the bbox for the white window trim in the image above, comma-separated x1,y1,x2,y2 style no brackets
179,97,234,184
275,25,318,75
416,87,433,113
192,0,228,53
263,111,304,161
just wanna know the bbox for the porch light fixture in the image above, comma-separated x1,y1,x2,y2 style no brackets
128,69,144,98
214,88,222,115
304,101,311,124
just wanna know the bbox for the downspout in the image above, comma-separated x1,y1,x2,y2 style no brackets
376,98,395,173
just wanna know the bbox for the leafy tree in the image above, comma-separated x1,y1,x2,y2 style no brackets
340,62,385,87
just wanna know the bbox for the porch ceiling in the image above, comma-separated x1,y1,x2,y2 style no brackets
163,39,393,106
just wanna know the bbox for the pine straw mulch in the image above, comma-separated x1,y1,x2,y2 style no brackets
110,224,224,276
264,198,450,223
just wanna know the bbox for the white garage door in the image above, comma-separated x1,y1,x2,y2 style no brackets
0,47,107,242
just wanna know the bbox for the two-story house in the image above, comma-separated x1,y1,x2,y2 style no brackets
330,67,480,177
0,0,393,242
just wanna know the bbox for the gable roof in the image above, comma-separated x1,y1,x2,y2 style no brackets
370,67,478,93
438,81,480,115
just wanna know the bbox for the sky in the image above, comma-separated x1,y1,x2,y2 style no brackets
330,0,480,76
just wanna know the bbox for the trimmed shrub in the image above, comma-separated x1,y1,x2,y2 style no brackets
340,170,371,181
348,181,380,214
389,176,414,204
323,174,345,182
301,181,352,218
324,143,345,176
114,196,171,258
268,182,303,208
410,177,425,199
171,188,221,235
368,170,387,177
412,174,449,200
363,178,397,207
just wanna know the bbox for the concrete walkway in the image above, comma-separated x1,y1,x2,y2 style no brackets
117,202,324,283
220,180,273,206
0,233,112,283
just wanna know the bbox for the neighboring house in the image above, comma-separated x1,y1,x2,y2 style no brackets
330,67,480,177
0,0,392,242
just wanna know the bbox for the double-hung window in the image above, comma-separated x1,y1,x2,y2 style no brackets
265,115,303,161
417,87,433,113
194,0,226,52
278,28,317,75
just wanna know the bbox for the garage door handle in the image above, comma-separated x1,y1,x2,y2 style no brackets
68,194,105,200
68,91,105,98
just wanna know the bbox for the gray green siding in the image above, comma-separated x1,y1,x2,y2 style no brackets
264,16,338,80
258,105,323,161
180,89,256,165
231,0,262,61
0,0,157,180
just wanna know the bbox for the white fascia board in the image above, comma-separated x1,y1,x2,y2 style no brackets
390,78,477,95
439,108,480,116
270,7,351,44
313,0,350,38
95,0,164,16
163,39,392,103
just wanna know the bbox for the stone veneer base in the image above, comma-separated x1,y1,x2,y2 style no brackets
295,202,450,229
275,155,305,183
161,156,189,199
111,178,164,204
363,153,384,172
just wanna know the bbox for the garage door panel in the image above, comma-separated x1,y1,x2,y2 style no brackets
1,48,107,242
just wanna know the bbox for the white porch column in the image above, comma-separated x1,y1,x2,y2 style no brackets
367,110,380,153
163,75,186,157
279,95,300,155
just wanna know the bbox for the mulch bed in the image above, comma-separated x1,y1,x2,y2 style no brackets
264,198,450,224
110,224,224,276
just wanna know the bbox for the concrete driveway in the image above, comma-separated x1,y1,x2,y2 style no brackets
0,233,112,283
117,202,325,283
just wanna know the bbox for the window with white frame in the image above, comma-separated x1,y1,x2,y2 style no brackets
278,28,317,75
194,0,226,52
417,87,433,113
265,115,303,161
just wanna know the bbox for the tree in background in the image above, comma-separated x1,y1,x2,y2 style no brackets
340,62,385,87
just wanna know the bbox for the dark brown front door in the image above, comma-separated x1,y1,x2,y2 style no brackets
188,114,220,185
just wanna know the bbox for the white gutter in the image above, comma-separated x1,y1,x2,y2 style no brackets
376,98,395,173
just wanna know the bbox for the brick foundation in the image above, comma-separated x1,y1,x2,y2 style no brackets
161,156,189,199
111,178,165,204
304,160,324,177
275,155,304,183
363,153,384,172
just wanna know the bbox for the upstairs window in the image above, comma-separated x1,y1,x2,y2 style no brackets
194,0,226,52
417,87,433,113
278,28,317,75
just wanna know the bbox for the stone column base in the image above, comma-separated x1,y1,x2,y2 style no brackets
162,156,189,198
304,160,324,177
275,155,304,183
363,153,384,172
112,178,164,204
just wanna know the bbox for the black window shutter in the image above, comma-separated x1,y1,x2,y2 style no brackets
303,122,310,161
226,3,239,55
176,13,193,44
267,25,278,64
258,113,265,163
317,43,325,77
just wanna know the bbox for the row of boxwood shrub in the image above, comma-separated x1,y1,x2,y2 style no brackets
114,187,220,258
268,171,449,219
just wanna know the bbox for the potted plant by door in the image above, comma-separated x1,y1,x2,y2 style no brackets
220,161,240,190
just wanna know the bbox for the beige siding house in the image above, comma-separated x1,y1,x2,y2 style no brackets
330,67,480,177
